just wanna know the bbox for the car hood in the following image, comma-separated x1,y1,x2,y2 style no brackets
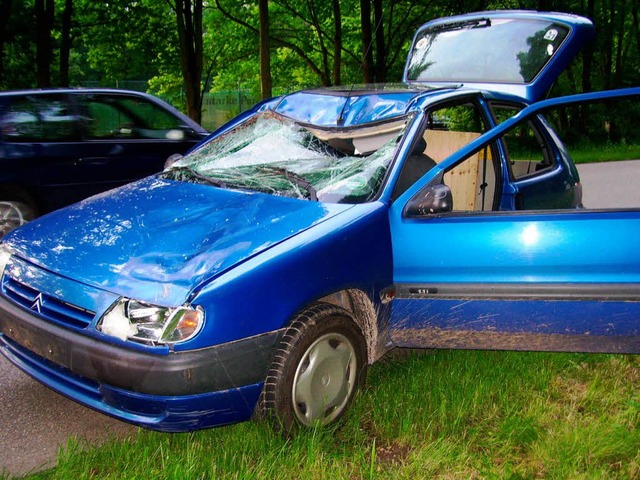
5,176,353,306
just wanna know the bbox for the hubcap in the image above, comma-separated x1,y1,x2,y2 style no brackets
292,332,357,426
0,202,26,236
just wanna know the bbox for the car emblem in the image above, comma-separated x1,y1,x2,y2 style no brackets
31,293,44,313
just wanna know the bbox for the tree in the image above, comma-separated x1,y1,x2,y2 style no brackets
0,0,639,123
171,0,203,123
35,0,54,87
360,0,373,83
59,0,72,86
332,0,342,85
259,0,272,99
0,0,12,86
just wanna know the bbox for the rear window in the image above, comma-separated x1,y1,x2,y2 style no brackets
406,18,569,84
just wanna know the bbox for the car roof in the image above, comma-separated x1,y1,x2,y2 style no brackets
0,87,157,97
269,84,527,128
0,88,206,132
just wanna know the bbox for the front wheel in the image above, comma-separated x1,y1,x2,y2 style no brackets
260,303,367,432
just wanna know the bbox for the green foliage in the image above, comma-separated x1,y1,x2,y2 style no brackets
16,351,640,479
0,0,638,131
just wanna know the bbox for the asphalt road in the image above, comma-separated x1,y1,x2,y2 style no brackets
578,159,640,208
0,354,135,476
0,160,639,477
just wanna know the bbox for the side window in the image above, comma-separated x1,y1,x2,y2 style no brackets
541,95,640,210
116,97,181,131
78,95,137,139
394,101,497,208
493,105,553,180
78,94,183,140
430,102,498,211
446,93,640,213
1,95,78,142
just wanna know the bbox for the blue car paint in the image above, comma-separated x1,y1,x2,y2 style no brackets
388,88,640,353
0,334,261,431
1,11,629,432
6,176,355,308
187,200,393,350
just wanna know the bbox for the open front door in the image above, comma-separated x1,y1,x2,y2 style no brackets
388,88,640,354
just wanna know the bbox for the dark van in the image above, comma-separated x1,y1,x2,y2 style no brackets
0,88,208,235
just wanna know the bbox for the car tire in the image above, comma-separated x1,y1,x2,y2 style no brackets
260,303,368,432
0,200,37,237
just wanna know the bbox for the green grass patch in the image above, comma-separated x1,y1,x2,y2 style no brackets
569,143,640,164
14,350,640,480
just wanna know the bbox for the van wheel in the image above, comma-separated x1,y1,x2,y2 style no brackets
0,201,37,236
260,303,367,432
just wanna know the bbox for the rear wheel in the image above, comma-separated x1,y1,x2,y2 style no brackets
260,303,367,432
0,201,37,236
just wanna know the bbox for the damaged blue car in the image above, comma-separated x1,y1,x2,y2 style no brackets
2,11,638,432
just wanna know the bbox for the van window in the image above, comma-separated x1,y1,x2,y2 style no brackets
78,94,185,140
1,94,79,142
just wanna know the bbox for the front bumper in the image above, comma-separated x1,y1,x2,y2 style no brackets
0,294,284,431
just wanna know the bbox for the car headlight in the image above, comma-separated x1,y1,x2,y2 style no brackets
98,298,204,345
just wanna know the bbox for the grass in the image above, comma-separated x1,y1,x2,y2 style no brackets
11,349,640,479
568,143,640,164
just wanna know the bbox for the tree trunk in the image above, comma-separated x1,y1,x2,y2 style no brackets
35,0,54,88
332,0,342,85
632,0,640,60
373,0,385,83
582,0,595,92
59,0,73,87
360,0,374,83
0,0,12,86
602,0,615,89
175,0,203,123
613,0,625,88
259,0,272,99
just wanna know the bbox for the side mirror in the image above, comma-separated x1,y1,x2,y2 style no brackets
404,183,453,217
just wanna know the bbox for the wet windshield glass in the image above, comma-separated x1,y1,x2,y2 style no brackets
407,18,569,84
163,111,409,203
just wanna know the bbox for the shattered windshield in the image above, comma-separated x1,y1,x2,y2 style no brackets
163,111,410,203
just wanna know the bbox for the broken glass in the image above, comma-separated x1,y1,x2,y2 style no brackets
163,111,410,203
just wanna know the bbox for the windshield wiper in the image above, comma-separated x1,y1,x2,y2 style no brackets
430,18,491,33
165,166,228,188
257,166,318,201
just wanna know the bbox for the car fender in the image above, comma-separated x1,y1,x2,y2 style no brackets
182,201,393,358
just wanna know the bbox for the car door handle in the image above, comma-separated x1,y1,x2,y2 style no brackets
77,157,110,165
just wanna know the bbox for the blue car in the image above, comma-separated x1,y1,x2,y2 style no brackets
1,11,637,432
